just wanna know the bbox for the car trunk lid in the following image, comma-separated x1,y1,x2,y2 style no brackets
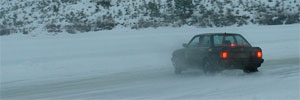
221,47,262,59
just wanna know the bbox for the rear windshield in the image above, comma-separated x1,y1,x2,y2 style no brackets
213,34,250,47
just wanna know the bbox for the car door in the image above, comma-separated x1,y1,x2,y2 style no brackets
197,35,211,65
185,35,211,65
185,36,200,65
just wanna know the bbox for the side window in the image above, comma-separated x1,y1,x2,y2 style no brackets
223,36,235,45
188,36,200,47
199,35,210,47
213,35,223,47
235,35,250,46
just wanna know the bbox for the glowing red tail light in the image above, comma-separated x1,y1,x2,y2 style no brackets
221,51,228,59
230,43,236,47
257,51,262,58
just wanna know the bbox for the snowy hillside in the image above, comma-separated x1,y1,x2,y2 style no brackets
1,0,300,35
1,24,299,99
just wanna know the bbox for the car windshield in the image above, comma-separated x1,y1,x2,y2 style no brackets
213,34,250,47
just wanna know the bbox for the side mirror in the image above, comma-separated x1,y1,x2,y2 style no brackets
182,43,188,48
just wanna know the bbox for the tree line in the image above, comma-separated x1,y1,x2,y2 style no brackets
1,0,299,35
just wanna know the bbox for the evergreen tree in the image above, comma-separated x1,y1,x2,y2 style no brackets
148,1,160,17
174,0,194,20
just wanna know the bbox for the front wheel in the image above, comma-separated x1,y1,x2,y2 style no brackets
172,57,184,74
175,68,182,74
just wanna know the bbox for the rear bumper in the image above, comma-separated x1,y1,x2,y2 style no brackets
221,58,264,69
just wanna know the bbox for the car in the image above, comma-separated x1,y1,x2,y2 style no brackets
171,33,264,74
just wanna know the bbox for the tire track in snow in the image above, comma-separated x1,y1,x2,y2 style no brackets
1,57,299,99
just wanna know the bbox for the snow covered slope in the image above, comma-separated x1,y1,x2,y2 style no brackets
1,24,300,99
1,0,299,35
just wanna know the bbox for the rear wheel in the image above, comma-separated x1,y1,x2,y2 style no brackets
243,67,258,73
203,60,221,74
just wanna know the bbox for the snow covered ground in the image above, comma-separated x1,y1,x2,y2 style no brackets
1,24,299,100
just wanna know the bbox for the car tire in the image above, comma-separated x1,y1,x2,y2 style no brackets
175,68,182,74
172,57,184,74
243,67,258,73
203,60,220,74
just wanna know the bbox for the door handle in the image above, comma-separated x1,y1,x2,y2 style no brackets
208,48,212,52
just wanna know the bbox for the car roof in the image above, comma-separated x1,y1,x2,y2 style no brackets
195,33,241,36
